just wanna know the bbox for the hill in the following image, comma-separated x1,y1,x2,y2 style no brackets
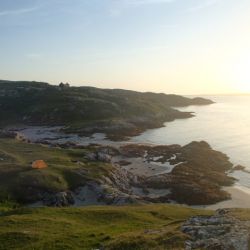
0,80,213,140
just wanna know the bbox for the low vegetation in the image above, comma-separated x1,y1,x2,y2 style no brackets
0,204,213,250
228,208,250,221
0,138,110,204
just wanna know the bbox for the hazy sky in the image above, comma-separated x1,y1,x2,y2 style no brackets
1,0,250,94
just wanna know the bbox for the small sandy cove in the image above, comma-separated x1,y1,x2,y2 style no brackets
205,185,250,210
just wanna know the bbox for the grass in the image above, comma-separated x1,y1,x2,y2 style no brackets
0,204,213,250
0,201,19,214
228,208,250,221
0,138,111,203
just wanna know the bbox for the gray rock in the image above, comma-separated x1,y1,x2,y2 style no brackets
97,152,112,162
182,210,250,250
43,191,75,207
85,151,112,163
86,152,98,161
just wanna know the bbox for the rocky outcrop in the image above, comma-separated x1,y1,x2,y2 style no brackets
38,162,142,207
120,141,236,205
85,146,119,163
0,129,16,138
233,165,246,171
43,191,75,207
86,152,112,163
182,209,250,250
75,141,236,206
232,164,250,174
96,164,143,205
120,144,181,161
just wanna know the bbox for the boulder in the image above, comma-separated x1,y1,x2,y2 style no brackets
182,212,250,250
97,152,112,163
85,151,112,163
43,191,74,207
85,152,98,161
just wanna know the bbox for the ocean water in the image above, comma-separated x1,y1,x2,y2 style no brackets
131,95,250,190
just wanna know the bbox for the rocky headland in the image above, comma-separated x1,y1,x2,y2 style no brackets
0,80,213,140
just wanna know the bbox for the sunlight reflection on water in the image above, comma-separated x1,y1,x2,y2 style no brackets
131,95,250,188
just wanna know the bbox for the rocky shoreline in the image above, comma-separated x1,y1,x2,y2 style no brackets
13,132,236,207
0,127,241,208
88,141,235,206
62,111,195,141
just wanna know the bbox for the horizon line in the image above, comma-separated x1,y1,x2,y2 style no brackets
1,78,250,96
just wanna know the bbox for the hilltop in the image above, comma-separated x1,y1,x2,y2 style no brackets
0,80,213,140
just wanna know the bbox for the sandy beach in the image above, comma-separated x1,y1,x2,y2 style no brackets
205,186,250,210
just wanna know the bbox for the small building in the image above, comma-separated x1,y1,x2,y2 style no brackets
59,82,70,90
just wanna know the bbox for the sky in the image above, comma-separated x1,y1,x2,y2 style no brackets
0,0,250,94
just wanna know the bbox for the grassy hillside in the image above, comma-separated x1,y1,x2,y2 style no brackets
0,204,213,250
0,80,213,139
0,138,111,204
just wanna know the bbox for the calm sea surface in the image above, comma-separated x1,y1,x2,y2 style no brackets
131,95,250,190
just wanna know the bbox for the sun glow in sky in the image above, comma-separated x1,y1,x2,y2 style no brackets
230,54,250,93
0,0,250,94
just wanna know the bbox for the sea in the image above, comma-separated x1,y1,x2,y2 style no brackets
131,95,250,193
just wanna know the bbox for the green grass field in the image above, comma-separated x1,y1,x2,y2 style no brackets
0,204,213,250
0,138,111,204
